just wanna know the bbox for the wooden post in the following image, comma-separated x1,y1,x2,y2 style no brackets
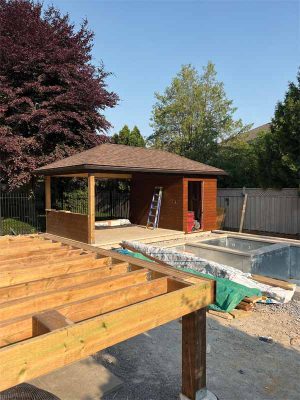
182,308,207,400
45,176,51,210
88,174,95,244
239,193,248,233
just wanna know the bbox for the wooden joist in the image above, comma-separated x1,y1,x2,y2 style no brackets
0,269,150,321
0,281,212,391
0,278,170,346
33,310,73,336
0,234,215,398
0,254,112,287
0,263,130,304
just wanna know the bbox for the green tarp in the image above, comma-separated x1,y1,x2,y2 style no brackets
117,249,261,313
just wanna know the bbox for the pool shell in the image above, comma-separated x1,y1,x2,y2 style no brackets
182,235,300,281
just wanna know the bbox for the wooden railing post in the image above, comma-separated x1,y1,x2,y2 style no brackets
88,175,95,244
181,308,217,400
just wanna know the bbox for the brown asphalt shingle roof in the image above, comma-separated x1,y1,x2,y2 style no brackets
34,143,226,175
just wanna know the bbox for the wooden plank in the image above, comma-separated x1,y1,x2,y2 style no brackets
45,176,51,209
0,278,169,346
0,281,212,391
207,309,233,320
0,263,130,303
0,241,62,258
236,302,253,312
243,295,263,304
0,248,85,268
0,270,150,321
239,193,248,232
0,255,112,288
88,174,95,244
229,309,253,319
0,235,38,243
182,308,207,400
32,310,73,336
46,210,89,243
0,245,74,263
251,274,296,291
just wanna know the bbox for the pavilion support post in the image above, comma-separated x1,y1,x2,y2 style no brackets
88,174,95,244
45,176,51,210
181,308,217,400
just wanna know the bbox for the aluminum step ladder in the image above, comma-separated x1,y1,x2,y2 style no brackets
146,187,163,229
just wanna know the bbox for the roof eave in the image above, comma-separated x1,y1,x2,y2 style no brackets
33,164,227,176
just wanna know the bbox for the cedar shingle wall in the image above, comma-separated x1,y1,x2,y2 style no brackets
130,173,184,231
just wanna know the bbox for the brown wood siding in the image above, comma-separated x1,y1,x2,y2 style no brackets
183,177,217,232
46,210,90,243
130,173,184,231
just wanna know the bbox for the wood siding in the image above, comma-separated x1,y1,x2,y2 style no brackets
183,177,217,232
130,173,184,231
130,173,218,232
46,210,90,243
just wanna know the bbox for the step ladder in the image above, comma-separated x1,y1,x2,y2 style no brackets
146,187,163,229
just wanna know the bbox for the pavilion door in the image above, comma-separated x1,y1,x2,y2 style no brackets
188,181,203,230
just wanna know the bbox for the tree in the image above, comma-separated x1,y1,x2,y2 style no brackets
215,138,260,187
256,70,300,188
112,124,145,147
149,62,250,164
0,0,118,189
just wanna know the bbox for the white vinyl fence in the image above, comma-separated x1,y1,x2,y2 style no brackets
217,188,300,235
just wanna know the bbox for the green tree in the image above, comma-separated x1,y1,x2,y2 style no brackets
112,124,145,147
215,138,259,187
256,70,300,188
149,62,250,164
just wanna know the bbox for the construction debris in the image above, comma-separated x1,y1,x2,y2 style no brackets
121,241,296,305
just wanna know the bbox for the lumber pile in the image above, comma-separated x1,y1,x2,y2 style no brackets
207,295,262,320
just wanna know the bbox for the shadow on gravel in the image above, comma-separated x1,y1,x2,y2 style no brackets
94,318,300,400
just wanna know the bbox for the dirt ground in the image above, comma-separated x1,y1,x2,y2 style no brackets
98,300,300,400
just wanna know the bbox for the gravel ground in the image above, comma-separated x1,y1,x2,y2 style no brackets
97,301,300,400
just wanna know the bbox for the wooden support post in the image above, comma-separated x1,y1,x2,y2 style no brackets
32,310,73,336
88,174,95,244
45,176,51,210
239,192,248,233
182,308,207,400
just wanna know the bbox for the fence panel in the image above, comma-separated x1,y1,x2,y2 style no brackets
0,190,41,235
217,188,300,235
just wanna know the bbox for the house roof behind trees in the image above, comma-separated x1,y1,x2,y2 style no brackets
34,143,226,176
237,123,271,143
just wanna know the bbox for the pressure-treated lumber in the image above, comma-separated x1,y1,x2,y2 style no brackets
32,310,73,336
251,274,296,291
0,241,62,259
0,282,212,391
207,309,233,320
182,308,207,400
0,263,130,303
0,248,85,268
0,254,112,287
0,245,76,263
0,270,150,321
0,278,169,346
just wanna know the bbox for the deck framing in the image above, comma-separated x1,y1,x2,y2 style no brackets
0,234,215,400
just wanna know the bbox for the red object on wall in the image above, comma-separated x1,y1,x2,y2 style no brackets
187,211,195,232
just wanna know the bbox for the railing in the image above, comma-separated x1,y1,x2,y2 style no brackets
0,185,130,236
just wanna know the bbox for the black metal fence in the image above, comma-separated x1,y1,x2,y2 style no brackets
0,187,45,235
0,183,130,236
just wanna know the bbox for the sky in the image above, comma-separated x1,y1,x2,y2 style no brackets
44,0,300,138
